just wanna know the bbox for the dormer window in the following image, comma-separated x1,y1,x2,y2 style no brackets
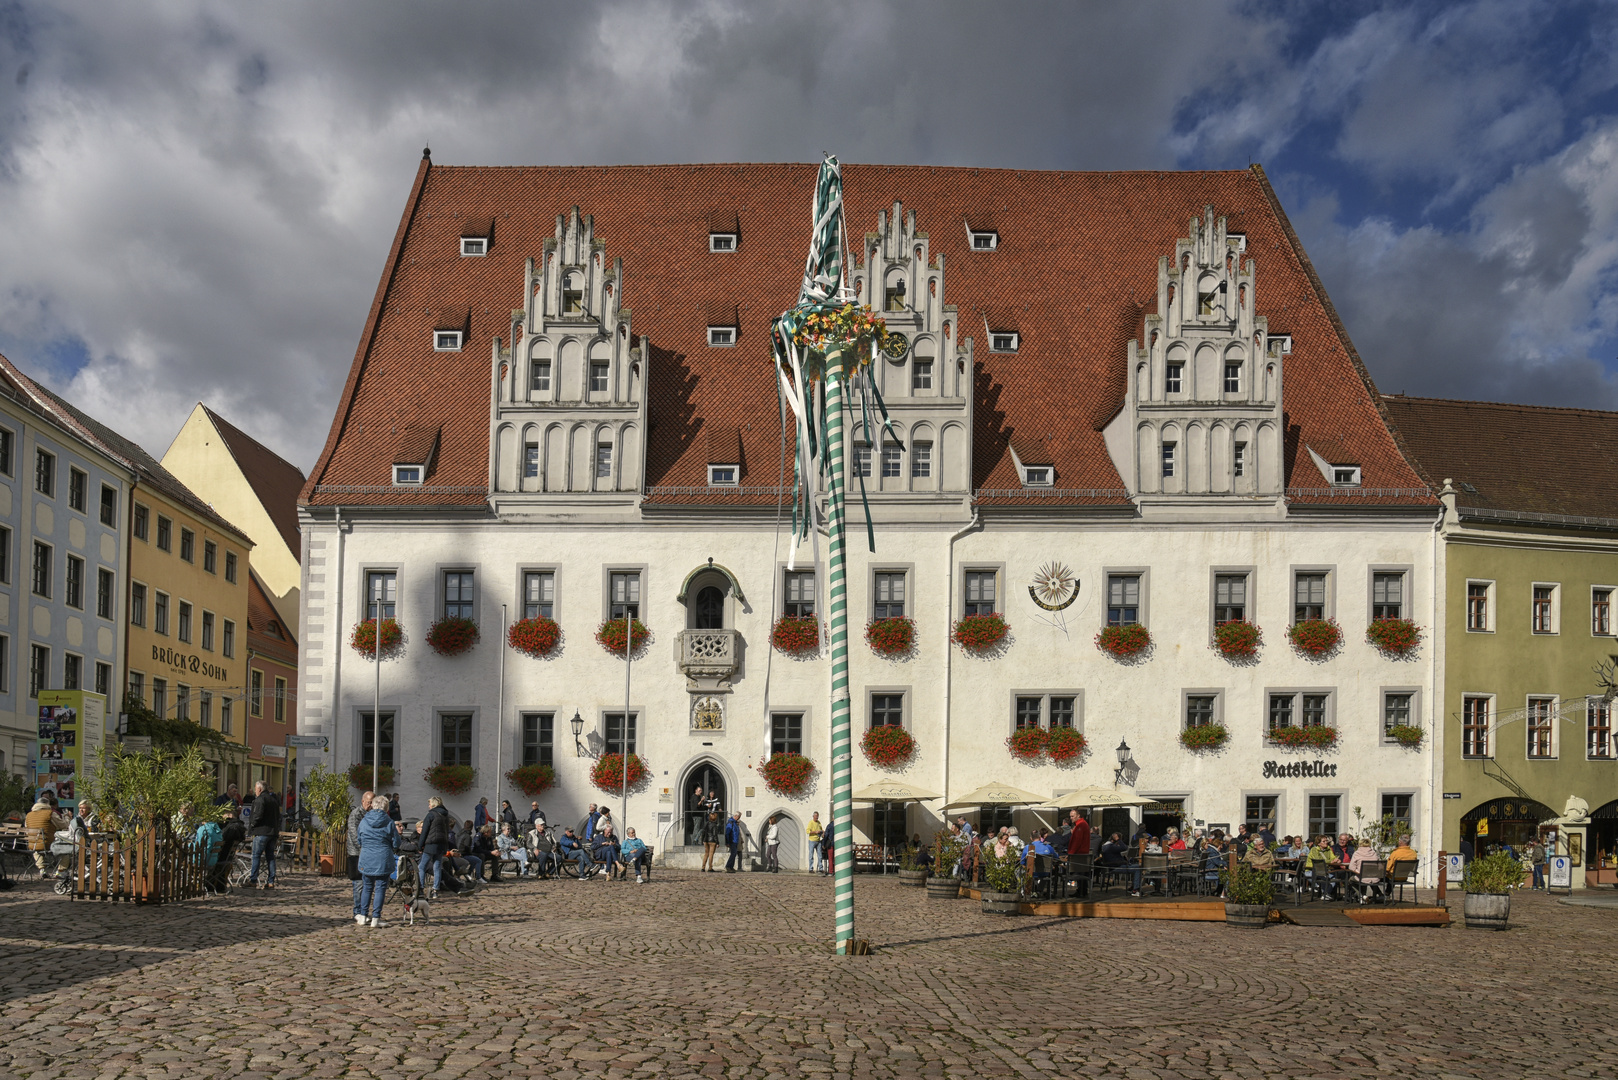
1332,466,1361,487
393,465,423,486
460,237,486,257
970,230,998,250
708,465,738,487
1023,466,1052,487
459,216,493,258
990,332,1018,353
707,326,736,347
709,233,737,252
434,331,462,351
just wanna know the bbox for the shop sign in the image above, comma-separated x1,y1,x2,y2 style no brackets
151,644,230,682
1548,856,1572,890
1261,759,1338,779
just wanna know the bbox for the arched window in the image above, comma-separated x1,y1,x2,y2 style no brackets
695,586,726,630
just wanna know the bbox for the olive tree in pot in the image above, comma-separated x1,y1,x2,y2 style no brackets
1221,862,1274,928
897,846,927,887
979,844,1023,915
1462,851,1521,930
927,834,966,899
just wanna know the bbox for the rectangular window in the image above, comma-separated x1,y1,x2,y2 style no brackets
874,572,906,619
225,551,237,583
1380,793,1413,831
156,516,172,552
460,236,486,256
1106,574,1140,626
1595,589,1613,636
1372,572,1404,619
179,529,194,563
1014,696,1043,729
176,684,190,722
523,571,555,619
219,696,233,735
133,504,149,541
1267,693,1295,733
0,525,8,583
1049,696,1076,728
154,592,169,635
783,570,815,617
870,693,904,728
706,326,735,346
131,583,147,627
1161,442,1176,478
1214,573,1247,624
1233,441,1246,477
177,601,192,643
366,571,397,620
0,637,7,693
201,611,214,651
68,467,87,512
563,289,583,315
610,571,641,620
31,542,51,598
1333,466,1361,486
1301,693,1328,728
1186,695,1216,728
912,360,933,391
604,712,638,755
150,677,166,716
1244,795,1278,834
249,669,263,716
274,678,286,722
1462,696,1490,758
963,570,997,617
531,360,552,393
1532,585,1555,633
99,484,117,527
94,661,110,697
770,712,804,756
596,443,612,479
990,332,1018,352
881,446,903,479
1527,697,1556,758
707,465,738,486
524,443,539,479
0,428,10,475
1382,693,1412,740
360,710,396,769
521,712,554,767
435,331,462,351
28,645,48,697
199,691,212,728
1294,572,1325,621
589,362,609,392
708,233,736,252
1223,363,1241,394
1165,363,1183,394
970,230,997,250
442,571,475,619
439,713,473,766
1308,795,1340,840
911,443,932,479
127,670,142,701
63,653,81,691
65,555,84,609
1588,699,1614,759
222,619,235,658
203,541,217,574
1023,466,1051,486
853,445,872,478
1468,582,1490,631
35,449,55,497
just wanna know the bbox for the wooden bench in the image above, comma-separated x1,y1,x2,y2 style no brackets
851,844,888,873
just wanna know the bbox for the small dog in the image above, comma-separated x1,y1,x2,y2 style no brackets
402,895,430,926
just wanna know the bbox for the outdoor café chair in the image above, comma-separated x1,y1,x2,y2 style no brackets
1386,860,1416,904
1167,852,1198,895
1065,854,1092,899
1348,861,1385,904
1140,853,1170,897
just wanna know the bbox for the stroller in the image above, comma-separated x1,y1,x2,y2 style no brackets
48,835,78,895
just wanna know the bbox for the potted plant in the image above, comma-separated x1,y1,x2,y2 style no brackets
861,725,917,769
897,847,927,887
979,843,1023,915
757,752,816,797
1387,724,1425,749
1287,618,1341,658
595,618,650,656
1463,851,1522,930
1213,619,1262,660
507,617,562,659
1045,726,1087,763
1006,726,1049,762
425,616,480,657
505,764,557,798
952,613,1009,654
590,752,649,795
1268,725,1338,750
928,834,966,899
1221,862,1274,928
423,764,476,796
770,614,821,656
300,764,352,877
350,617,403,659
866,616,916,658
347,762,397,791
1095,623,1150,659
1367,617,1422,657
1180,724,1229,751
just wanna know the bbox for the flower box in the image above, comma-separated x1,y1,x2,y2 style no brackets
952,613,1009,654
595,618,650,655
426,616,480,657
1213,620,1262,660
1045,726,1087,763
1386,724,1425,749
347,762,396,790
1287,618,1342,658
1006,726,1049,761
757,752,816,796
770,615,821,656
1366,617,1422,657
1095,623,1150,659
423,763,476,795
866,616,916,658
861,725,916,768
505,764,557,797
507,617,562,659
1180,724,1229,751
590,752,649,795
1267,725,1338,750
349,618,403,659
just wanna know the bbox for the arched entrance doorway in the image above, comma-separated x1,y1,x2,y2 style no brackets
1461,798,1556,858
681,760,728,845
759,811,803,870
1590,800,1617,876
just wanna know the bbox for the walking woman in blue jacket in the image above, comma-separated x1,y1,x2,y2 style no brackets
357,795,400,928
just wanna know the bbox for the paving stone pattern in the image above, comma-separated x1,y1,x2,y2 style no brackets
1,871,1614,1079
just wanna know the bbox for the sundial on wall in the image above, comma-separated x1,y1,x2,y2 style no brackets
1028,562,1079,611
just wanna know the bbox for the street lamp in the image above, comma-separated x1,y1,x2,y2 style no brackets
570,710,585,755
1113,738,1132,786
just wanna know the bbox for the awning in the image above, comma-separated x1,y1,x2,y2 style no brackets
942,782,1047,811
1042,786,1157,810
850,780,942,802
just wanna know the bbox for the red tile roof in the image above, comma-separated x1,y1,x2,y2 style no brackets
246,569,298,661
303,160,1430,511
200,405,306,559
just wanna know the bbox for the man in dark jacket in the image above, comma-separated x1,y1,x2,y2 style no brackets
419,797,454,897
724,812,743,873
246,782,282,889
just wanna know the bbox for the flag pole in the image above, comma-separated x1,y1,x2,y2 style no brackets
825,342,856,954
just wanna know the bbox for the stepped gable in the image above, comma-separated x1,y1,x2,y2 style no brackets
302,160,1428,509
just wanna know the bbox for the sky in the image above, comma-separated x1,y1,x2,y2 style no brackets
1,0,1616,470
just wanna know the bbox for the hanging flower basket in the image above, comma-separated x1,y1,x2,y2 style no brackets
426,616,480,657
1045,726,1087,763
1095,624,1151,659
1268,725,1338,750
866,616,916,658
1287,618,1342,658
861,725,916,768
1180,724,1229,752
757,752,816,796
1387,724,1425,749
595,619,650,655
1367,617,1422,657
347,763,396,790
953,613,1009,654
771,615,821,656
349,618,403,659
1006,726,1049,761
1213,620,1263,660
423,764,476,795
507,617,562,659
590,753,650,795
505,764,557,798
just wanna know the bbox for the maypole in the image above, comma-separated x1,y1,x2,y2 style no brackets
772,157,906,955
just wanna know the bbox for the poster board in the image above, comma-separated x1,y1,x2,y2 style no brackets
1445,853,1465,883
1548,855,1572,890
34,691,106,804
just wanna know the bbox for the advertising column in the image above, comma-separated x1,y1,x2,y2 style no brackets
35,691,107,802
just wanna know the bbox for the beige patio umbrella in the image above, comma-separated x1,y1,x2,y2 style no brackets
942,782,1049,812
850,780,943,802
1044,785,1157,810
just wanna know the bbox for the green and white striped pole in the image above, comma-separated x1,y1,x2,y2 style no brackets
824,342,855,954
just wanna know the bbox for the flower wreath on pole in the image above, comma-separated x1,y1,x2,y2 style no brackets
757,752,816,796
591,753,649,795
350,618,403,659
860,725,916,769
507,617,562,659
425,617,479,657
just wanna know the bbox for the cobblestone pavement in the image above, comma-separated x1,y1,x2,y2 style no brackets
0,870,1614,1079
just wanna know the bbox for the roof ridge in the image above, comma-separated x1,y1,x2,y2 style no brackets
201,404,305,479
425,162,1258,178
1383,392,1618,421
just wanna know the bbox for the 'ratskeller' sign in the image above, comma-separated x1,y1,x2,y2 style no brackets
1262,759,1338,779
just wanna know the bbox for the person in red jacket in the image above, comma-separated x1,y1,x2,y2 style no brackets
1067,810,1092,858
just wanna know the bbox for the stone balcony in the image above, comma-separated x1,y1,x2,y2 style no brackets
676,628,741,692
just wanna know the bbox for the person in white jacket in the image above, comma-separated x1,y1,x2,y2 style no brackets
765,815,781,874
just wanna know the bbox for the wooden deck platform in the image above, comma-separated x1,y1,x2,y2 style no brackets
958,886,1451,925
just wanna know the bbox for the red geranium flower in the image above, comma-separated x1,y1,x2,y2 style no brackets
426,617,479,657
591,753,649,795
953,613,1009,654
1006,726,1049,761
508,617,561,658
866,617,916,657
757,752,816,796
771,615,820,656
1287,618,1342,658
1095,624,1151,658
1366,617,1422,656
350,618,403,659
861,725,916,768
596,619,650,656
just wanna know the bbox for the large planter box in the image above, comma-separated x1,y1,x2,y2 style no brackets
981,890,1022,916
1225,902,1270,929
926,876,961,900
1463,892,1511,931
897,868,926,887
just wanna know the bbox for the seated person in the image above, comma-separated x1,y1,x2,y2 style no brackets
473,825,500,881
1241,837,1276,871
1383,834,1419,895
1098,832,1145,895
528,825,557,877
557,828,597,879
1300,836,1339,898
1164,829,1187,852
496,824,530,877
591,825,622,877
620,828,650,882
1347,836,1382,900
25,795,64,877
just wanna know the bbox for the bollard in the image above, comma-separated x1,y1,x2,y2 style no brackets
1437,849,1447,904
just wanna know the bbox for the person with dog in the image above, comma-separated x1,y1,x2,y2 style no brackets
346,790,374,922
356,795,398,927
419,796,453,899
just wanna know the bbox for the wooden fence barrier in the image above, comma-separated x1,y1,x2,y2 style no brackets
73,818,208,904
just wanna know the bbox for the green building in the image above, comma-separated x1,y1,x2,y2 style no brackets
1386,395,1618,887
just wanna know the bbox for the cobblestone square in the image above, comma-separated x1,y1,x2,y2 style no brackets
0,871,1613,1079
